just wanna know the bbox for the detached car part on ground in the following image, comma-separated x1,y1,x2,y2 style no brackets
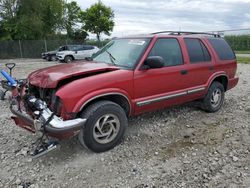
56,45,99,63
2,31,239,157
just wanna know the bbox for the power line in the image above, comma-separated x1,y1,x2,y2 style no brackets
207,28,250,33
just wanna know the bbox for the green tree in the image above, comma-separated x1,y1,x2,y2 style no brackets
0,0,19,39
82,1,114,45
63,1,81,38
71,29,88,41
15,0,44,39
41,0,65,38
0,0,66,40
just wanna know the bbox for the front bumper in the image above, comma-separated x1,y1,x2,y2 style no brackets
56,55,64,60
10,100,86,136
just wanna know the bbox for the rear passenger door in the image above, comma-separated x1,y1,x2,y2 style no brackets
74,46,85,59
77,46,95,59
183,38,214,87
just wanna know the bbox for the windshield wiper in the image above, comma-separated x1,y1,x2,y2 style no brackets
105,50,116,65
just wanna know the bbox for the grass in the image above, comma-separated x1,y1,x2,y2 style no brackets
236,56,250,64
235,50,250,54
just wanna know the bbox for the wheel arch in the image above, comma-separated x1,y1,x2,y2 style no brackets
65,54,75,60
75,92,132,117
207,73,229,91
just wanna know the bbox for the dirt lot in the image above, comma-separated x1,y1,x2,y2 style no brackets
0,59,250,188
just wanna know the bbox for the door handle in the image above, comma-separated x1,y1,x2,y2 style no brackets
180,70,188,75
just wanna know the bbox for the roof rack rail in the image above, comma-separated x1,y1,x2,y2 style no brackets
150,31,221,37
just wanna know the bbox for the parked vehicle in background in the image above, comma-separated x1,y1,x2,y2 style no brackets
56,45,99,63
42,46,67,61
6,31,238,157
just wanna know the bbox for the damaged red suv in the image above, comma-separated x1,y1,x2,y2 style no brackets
7,31,238,156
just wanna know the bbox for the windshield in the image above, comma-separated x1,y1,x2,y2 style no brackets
58,46,66,51
92,38,150,68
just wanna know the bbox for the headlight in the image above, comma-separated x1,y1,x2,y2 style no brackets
51,96,63,116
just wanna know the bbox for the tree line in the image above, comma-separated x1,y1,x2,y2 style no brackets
0,0,114,43
225,35,250,51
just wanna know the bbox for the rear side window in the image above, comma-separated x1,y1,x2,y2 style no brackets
184,38,211,63
208,38,235,60
68,45,80,51
149,38,184,67
83,46,95,50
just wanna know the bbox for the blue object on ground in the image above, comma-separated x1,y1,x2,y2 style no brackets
1,70,17,86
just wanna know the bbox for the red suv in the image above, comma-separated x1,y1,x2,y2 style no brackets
8,31,238,156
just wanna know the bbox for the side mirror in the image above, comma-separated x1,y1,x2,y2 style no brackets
142,56,164,70
75,51,78,54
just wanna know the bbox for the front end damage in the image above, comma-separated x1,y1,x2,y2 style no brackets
7,79,86,157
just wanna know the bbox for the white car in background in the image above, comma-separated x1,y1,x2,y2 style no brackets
56,45,99,63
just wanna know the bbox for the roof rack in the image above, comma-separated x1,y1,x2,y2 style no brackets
151,31,221,37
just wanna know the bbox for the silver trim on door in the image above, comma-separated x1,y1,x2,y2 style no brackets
187,87,206,94
136,87,206,107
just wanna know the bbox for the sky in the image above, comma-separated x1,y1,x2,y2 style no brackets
76,0,250,38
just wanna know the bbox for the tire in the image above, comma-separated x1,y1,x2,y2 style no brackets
51,55,57,61
0,89,5,100
64,56,73,63
46,55,51,61
78,100,128,153
201,81,225,113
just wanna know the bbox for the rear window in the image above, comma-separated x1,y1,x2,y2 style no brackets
208,38,235,60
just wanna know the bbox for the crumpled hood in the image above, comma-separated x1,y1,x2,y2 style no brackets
28,61,119,88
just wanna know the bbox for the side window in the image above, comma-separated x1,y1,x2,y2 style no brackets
83,46,95,50
184,38,211,63
208,38,235,60
149,38,184,67
69,45,79,51
88,46,94,50
76,45,84,51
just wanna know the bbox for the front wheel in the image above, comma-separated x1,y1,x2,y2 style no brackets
46,55,51,61
201,81,225,112
64,56,73,63
78,100,127,153
51,55,57,61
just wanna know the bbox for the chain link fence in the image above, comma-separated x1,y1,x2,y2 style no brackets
0,39,107,59
0,34,250,59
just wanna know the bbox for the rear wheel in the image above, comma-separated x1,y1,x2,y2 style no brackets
201,81,225,112
64,56,73,63
78,100,127,153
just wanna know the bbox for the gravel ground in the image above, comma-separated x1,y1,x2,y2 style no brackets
0,59,250,188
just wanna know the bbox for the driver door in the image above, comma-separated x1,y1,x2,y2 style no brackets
133,38,191,114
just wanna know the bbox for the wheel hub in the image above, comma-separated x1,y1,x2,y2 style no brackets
93,114,120,144
211,89,222,107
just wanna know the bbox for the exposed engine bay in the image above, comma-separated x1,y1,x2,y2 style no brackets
5,77,86,158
